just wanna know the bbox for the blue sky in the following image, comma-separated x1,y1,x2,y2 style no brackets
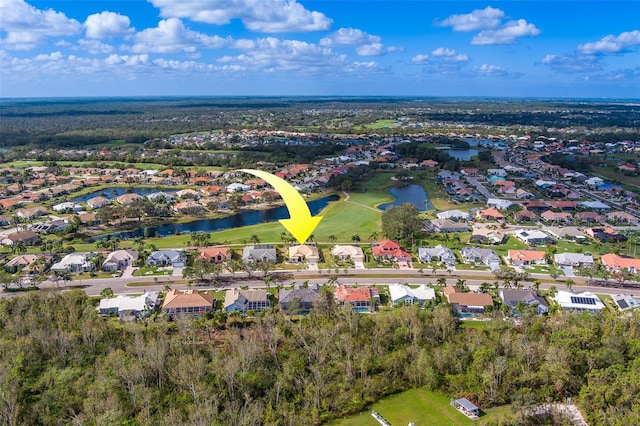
1,0,638,98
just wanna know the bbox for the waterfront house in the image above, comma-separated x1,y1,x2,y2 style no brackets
102,249,138,271
147,250,185,268
242,245,277,263
198,246,231,263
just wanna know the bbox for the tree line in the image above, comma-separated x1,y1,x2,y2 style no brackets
0,290,637,425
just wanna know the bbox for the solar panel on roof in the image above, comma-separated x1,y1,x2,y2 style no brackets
617,300,629,309
570,296,597,305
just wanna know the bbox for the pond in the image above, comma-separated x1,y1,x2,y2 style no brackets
378,184,432,211
92,194,339,241
73,187,177,203
444,148,479,161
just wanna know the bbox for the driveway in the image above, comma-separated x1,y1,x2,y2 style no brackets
172,267,183,277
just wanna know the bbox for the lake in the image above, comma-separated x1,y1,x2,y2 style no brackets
73,187,177,203
378,184,432,211
93,194,339,240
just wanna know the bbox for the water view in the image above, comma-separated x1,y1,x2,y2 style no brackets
94,194,339,240
73,187,177,203
378,184,432,211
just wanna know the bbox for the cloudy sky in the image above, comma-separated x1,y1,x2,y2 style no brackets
1,0,639,98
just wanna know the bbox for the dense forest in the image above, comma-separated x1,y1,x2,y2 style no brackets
0,290,638,425
2,97,639,148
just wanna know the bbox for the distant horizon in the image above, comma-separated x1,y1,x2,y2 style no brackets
2,94,639,102
1,1,638,98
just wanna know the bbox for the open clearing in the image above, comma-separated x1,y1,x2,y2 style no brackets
330,388,512,426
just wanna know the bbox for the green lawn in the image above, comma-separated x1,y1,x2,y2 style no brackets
330,388,513,426
364,119,396,129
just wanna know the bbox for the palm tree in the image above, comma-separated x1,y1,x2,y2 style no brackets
351,234,361,242
329,235,337,244
250,234,261,244
368,231,378,242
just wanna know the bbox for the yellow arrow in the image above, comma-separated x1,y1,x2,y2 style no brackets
237,169,323,244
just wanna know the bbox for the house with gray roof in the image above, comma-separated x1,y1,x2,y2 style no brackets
430,218,469,233
279,284,320,312
418,245,456,266
544,226,587,242
224,289,270,313
147,249,185,268
242,245,277,263
500,288,549,315
554,252,594,268
435,209,470,221
461,247,501,270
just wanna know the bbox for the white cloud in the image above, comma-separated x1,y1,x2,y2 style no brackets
149,0,332,33
472,64,523,78
218,37,346,73
129,18,227,53
431,47,469,62
84,11,134,39
436,6,504,32
411,54,429,64
77,39,115,54
541,53,602,73
578,30,640,54
320,27,399,56
34,51,63,61
320,27,379,46
472,19,541,45
355,43,400,56
0,0,81,49
345,61,388,74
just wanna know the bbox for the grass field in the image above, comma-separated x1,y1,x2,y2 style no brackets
330,388,513,426
364,119,396,130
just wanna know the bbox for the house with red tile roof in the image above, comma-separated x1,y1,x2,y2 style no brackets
335,285,379,311
600,253,640,273
476,208,505,221
372,240,412,262
198,246,231,263
507,250,546,267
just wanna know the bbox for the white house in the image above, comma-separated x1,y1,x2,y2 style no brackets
554,291,605,312
388,284,435,305
486,198,513,210
98,291,159,318
435,209,471,221
50,253,94,273
515,229,554,246
487,168,507,177
226,183,251,193
52,202,83,213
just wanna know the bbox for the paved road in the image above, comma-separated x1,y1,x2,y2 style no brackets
4,267,639,298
